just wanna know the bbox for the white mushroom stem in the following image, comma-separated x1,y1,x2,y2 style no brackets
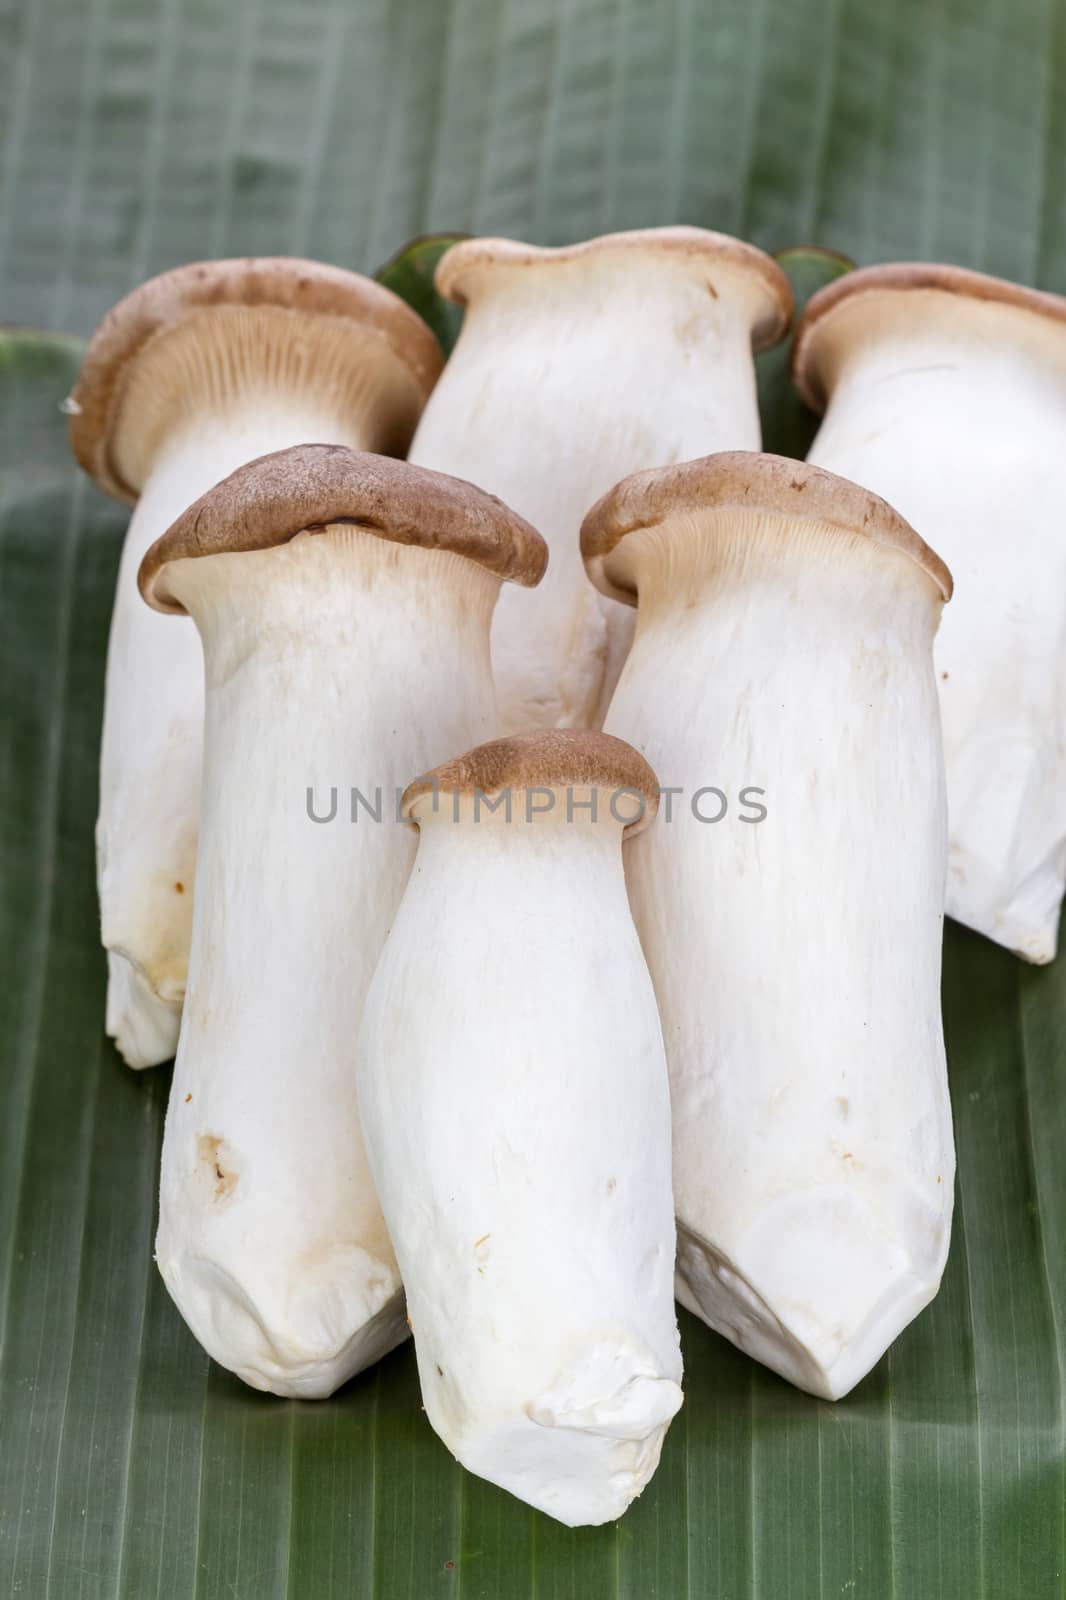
795,267,1066,962
409,229,791,733
140,444,543,1399
587,454,955,1401
357,736,682,1525
99,394,371,1069
153,534,501,1397
75,266,440,1070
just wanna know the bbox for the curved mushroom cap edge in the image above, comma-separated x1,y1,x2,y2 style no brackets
403,729,661,838
435,227,794,352
580,450,953,606
69,257,445,500
792,261,1066,413
138,443,548,614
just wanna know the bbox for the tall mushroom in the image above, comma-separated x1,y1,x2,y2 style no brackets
69,258,442,1068
792,263,1066,962
357,731,682,1525
583,452,955,1400
138,444,546,1398
408,227,793,733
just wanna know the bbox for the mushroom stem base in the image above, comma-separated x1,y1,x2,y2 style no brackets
156,1247,408,1400
676,1210,946,1402
436,1341,683,1527
105,950,181,1069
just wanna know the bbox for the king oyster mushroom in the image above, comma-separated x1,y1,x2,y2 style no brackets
137,444,546,1397
793,263,1066,962
583,452,956,1400
408,227,793,732
357,731,682,1525
69,258,442,1068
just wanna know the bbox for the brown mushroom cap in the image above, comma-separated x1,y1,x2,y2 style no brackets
581,451,952,606
138,443,548,614
402,730,660,837
69,258,444,501
435,227,794,352
792,262,1066,413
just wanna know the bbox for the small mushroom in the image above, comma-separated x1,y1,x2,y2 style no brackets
582,452,956,1400
409,228,793,733
70,258,443,1068
138,444,546,1398
793,263,1066,962
357,731,682,1525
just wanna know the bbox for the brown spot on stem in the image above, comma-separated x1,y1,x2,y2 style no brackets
197,1134,239,1203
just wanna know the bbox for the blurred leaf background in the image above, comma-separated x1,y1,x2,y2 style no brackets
1,1,1065,1596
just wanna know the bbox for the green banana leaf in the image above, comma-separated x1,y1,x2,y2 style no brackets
1,2,1065,1595
375,235,469,355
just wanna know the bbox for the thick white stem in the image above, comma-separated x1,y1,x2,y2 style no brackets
99,397,374,1068
156,535,498,1397
806,304,1066,960
604,514,954,1399
357,810,682,1525
410,255,765,732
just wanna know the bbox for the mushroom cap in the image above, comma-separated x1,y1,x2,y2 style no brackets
69,258,445,500
581,450,953,606
792,261,1066,412
435,227,794,352
403,729,660,837
138,443,548,614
